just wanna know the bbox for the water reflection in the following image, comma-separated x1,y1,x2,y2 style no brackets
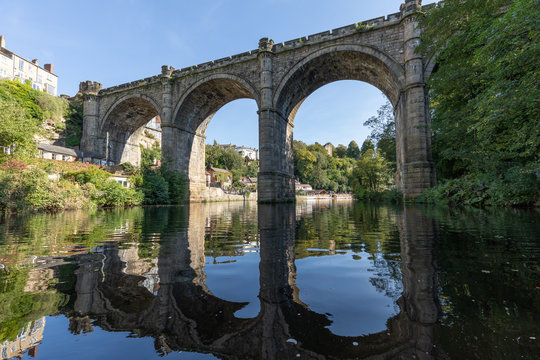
2,203,538,359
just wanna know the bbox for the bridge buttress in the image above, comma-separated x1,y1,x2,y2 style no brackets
397,0,437,199
79,81,103,157
257,38,296,203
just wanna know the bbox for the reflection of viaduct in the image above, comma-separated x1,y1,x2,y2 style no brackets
79,0,437,202
68,204,439,359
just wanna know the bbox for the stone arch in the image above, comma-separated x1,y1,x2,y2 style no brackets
424,54,439,80
100,94,162,165
164,74,260,201
274,44,405,124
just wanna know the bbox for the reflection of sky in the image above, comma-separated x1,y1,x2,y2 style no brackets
295,251,399,337
37,316,219,360
204,252,261,319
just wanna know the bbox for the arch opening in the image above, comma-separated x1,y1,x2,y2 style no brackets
167,76,259,201
275,48,403,124
271,48,403,197
101,96,161,166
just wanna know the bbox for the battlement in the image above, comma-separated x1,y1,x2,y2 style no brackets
97,2,442,96
79,80,102,95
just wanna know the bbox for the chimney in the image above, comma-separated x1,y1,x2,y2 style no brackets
0,35,5,48
32,59,39,66
44,63,53,73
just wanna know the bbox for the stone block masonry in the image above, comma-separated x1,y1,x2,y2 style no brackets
80,0,438,202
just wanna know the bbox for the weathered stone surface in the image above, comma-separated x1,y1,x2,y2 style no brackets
80,1,438,202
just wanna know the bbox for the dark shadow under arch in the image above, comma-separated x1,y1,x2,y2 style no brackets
101,95,160,165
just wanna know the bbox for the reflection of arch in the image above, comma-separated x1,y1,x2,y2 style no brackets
167,74,260,201
274,45,405,123
66,203,439,359
100,94,161,165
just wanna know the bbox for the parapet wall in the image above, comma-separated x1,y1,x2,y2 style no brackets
97,2,442,96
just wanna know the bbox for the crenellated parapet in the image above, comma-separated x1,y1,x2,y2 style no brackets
79,80,102,95
94,2,443,97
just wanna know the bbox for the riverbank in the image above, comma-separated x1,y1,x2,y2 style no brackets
0,158,188,214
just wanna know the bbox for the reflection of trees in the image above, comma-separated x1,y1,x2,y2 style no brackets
1,202,445,359
0,207,147,265
295,201,404,301
0,267,66,342
424,206,540,360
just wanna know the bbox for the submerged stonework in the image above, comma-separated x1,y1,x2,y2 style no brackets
80,0,438,202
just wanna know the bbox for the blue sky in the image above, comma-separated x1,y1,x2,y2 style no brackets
1,0,435,148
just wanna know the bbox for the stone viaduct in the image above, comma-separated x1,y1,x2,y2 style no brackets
79,0,438,202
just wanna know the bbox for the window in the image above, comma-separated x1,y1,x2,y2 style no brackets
45,84,55,95
38,74,42,84
18,59,24,70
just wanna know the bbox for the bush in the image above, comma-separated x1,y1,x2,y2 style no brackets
142,172,170,205
418,170,539,207
160,167,187,204
63,168,111,187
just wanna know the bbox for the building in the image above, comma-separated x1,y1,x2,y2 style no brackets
235,146,259,161
295,180,313,192
239,176,257,189
1,317,45,359
144,116,162,142
37,143,107,165
218,144,259,161
0,35,58,95
206,166,232,187
324,143,334,157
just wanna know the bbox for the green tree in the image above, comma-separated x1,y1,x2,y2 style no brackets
360,139,375,155
364,100,396,167
0,99,39,158
417,0,539,206
350,149,393,196
334,144,347,158
346,140,360,160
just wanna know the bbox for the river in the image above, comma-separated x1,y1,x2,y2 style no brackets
0,201,538,359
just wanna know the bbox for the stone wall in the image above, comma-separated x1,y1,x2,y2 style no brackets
81,0,439,202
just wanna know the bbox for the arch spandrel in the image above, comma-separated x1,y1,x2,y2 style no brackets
274,45,405,123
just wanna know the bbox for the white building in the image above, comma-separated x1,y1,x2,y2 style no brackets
235,146,259,161
0,35,58,95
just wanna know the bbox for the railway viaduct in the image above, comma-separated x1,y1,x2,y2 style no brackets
79,0,438,202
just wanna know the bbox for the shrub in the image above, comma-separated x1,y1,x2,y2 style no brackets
160,167,187,204
63,168,111,187
142,172,170,205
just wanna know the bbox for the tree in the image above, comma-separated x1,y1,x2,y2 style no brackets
418,0,539,179
363,100,396,166
0,98,39,158
350,149,393,196
360,139,375,155
334,144,347,158
416,0,539,205
346,141,360,160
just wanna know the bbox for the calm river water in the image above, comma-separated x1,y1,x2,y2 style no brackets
0,201,538,359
